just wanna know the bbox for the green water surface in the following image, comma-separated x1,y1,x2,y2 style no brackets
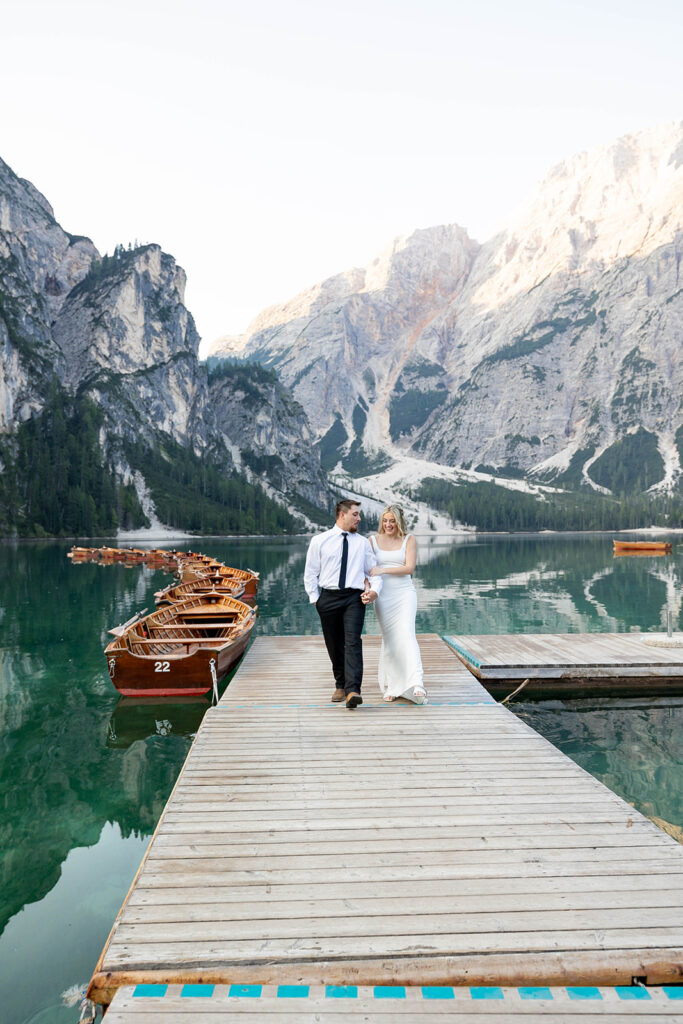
0,534,681,1022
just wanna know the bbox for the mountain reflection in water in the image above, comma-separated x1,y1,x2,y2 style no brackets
515,696,683,832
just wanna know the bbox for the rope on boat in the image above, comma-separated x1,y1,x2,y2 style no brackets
210,658,219,705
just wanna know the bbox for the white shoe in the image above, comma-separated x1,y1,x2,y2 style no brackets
383,693,397,702
412,687,428,705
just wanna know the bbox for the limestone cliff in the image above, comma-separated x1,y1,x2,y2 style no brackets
0,158,329,534
210,123,683,496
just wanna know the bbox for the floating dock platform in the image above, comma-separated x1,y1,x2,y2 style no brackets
444,633,683,697
89,634,683,1017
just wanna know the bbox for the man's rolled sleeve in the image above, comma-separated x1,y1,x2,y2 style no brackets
364,539,383,596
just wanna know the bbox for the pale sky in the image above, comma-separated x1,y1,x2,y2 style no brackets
2,0,681,353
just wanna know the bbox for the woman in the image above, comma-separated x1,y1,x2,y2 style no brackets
368,505,427,704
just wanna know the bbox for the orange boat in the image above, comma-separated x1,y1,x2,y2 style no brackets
155,575,245,607
174,557,259,599
67,546,98,561
177,555,220,581
207,565,259,600
613,540,673,553
99,546,127,562
104,593,257,697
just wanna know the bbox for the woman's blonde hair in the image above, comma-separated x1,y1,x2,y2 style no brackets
378,504,408,537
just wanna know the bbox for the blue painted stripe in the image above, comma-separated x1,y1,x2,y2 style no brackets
228,984,262,997
616,987,651,1000
374,986,406,999
326,985,358,998
133,985,167,997
443,636,482,668
470,987,504,1000
518,987,553,1000
663,986,683,999
567,987,602,1000
422,986,454,999
181,984,214,997
277,985,310,998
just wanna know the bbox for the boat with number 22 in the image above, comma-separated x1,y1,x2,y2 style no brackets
104,593,257,697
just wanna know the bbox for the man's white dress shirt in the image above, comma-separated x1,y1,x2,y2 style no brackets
304,525,383,603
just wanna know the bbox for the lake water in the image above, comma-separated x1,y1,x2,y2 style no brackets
1,533,682,1023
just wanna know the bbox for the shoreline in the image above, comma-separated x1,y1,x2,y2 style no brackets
3,525,683,545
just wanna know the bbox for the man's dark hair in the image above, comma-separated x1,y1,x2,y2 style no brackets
336,499,360,519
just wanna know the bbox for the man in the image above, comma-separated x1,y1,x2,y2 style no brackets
304,499,382,709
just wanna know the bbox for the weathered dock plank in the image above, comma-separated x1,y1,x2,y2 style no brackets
88,635,683,1008
445,633,683,695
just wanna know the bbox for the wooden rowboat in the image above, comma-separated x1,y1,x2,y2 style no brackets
210,565,259,600
154,575,246,607
99,546,127,561
104,593,257,697
613,540,673,553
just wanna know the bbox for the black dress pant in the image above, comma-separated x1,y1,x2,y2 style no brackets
316,588,366,694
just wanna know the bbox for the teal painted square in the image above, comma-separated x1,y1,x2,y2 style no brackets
616,987,651,1001
567,987,602,1000
663,986,683,999
374,986,406,999
133,985,167,997
471,987,504,1000
228,984,262,997
326,985,358,998
181,985,214,997
519,987,553,1000
277,985,310,998
422,987,454,999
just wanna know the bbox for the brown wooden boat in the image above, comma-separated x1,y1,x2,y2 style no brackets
207,565,259,600
122,547,147,564
613,540,673,553
154,575,245,607
177,555,220,581
67,546,98,560
104,593,257,697
142,548,178,567
99,546,127,562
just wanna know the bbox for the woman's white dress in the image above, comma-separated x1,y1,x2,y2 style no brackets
371,534,426,702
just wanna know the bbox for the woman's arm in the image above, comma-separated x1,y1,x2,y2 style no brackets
369,535,417,576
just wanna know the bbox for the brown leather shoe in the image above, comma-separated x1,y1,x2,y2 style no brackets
331,688,346,702
346,692,363,709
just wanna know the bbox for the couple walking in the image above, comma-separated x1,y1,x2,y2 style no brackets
304,498,427,708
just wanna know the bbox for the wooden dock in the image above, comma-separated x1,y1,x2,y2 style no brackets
88,634,683,1011
444,633,683,697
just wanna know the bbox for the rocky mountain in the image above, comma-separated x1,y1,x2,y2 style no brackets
211,122,683,500
0,156,329,536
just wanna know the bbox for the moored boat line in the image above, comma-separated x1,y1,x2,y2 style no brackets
67,545,180,567
67,546,260,697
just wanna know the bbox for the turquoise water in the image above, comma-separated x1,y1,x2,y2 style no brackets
0,534,682,1022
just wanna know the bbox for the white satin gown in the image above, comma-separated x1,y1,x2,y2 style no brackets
371,535,427,703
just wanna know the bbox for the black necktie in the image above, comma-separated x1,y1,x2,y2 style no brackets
338,533,349,589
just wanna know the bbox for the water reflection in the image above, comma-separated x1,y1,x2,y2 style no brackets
1,533,682,1024
107,697,209,749
515,696,683,828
